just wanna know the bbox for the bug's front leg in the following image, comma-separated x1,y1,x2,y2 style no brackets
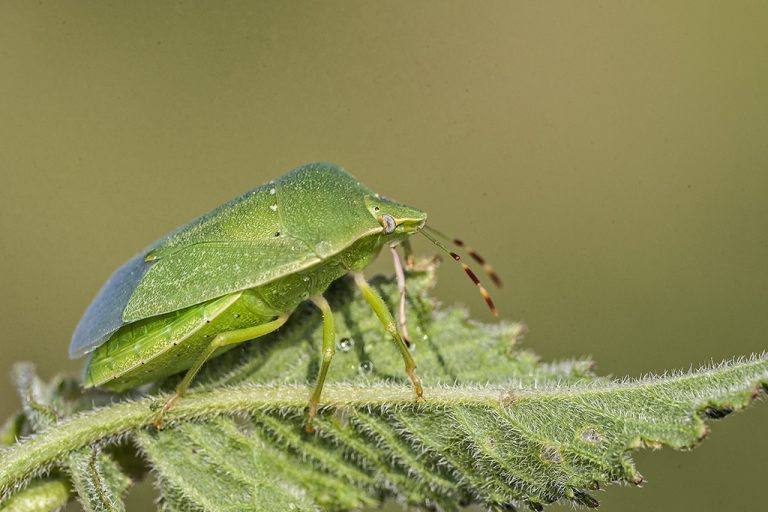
401,238,416,269
400,238,440,271
306,295,336,433
352,271,424,401
153,313,290,429
389,245,411,346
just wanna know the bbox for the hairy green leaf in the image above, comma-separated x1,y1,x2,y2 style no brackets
0,266,765,510
9,364,130,511
0,479,69,512
136,419,318,512
65,448,131,512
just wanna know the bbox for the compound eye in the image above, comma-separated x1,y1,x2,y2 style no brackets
381,214,396,234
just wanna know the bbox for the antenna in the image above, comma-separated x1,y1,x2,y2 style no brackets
423,226,502,288
420,228,498,317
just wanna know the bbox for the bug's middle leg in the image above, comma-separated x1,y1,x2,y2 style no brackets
352,271,424,401
306,295,336,433
153,313,290,428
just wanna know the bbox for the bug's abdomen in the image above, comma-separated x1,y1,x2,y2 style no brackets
83,289,279,391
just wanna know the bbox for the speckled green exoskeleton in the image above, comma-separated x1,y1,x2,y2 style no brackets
70,162,499,430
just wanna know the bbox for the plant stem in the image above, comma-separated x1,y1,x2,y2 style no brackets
1,356,765,501
0,383,501,496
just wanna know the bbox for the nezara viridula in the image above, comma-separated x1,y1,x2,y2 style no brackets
70,162,500,430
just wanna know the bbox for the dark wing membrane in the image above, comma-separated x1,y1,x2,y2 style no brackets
122,238,319,322
69,179,285,358
69,253,151,358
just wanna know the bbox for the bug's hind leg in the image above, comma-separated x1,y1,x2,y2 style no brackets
306,295,336,433
352,271,424,401
153,313,290,429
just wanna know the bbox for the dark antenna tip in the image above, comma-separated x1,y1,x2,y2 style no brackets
461,263,498,316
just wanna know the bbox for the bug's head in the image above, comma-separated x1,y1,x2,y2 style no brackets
365,188,502,320
365,195,427,239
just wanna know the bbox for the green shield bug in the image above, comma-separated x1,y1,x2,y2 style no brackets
70,162,500,431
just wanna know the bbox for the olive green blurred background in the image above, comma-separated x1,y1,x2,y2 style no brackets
1,1,767,510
